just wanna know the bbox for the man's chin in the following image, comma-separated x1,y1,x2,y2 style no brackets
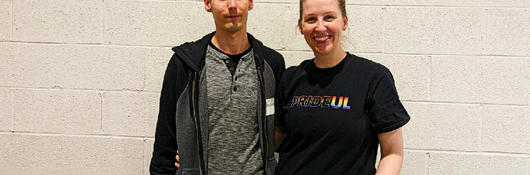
220,24,245,33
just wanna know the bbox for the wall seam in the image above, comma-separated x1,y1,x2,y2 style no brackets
404,148,530,157
10,88,14,132
427,55,433,102
101,0,106,45
0,131,153,139
381,6,387,54
478,104,484,152
10,0,13,41
100,91,104,132
484,8,489,55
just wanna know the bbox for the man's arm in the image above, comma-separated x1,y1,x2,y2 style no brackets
150,57,180,175
376,128,404,175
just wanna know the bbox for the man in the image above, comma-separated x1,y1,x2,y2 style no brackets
149,0,285,174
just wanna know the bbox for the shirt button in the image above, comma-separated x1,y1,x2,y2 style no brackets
225,60,231,64
233,87,237,91
229,67,234,71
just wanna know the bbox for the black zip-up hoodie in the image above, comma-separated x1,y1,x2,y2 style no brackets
150,32,285,175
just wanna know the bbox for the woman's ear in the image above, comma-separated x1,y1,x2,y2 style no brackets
298,20,303,34
342,16,348,31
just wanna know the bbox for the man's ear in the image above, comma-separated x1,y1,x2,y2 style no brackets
205,0,212,12
248,0,254,10
342,16,348,31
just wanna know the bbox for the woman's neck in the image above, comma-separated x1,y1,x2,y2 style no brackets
313,48,347,69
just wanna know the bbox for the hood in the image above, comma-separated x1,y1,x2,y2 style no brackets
171,31,266,71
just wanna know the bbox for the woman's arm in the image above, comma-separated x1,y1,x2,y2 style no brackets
376,127,404,175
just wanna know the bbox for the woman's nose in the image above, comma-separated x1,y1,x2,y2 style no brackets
315,21,327,32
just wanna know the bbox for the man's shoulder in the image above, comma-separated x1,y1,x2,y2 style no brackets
172,32,214,54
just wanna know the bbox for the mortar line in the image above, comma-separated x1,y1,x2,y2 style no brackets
382,5,387,54
0,131,153,139
401,100,530,107
100,91,103,132
404,148,530,157
478,104,484,152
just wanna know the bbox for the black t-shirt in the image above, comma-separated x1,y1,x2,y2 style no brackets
276,53,410,175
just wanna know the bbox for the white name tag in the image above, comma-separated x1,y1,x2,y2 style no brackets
266,98,275,116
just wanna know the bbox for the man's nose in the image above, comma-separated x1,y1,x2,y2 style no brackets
228,0,236,9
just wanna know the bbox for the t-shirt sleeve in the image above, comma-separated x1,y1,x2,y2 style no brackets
369,70,410,134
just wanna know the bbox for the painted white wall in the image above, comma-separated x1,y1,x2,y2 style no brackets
0,0,529,174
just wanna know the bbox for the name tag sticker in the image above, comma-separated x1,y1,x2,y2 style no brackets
266,98,275,116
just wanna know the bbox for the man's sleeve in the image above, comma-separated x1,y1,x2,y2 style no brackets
150,57,179,175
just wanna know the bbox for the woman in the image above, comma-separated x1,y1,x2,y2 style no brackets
274,0,410,174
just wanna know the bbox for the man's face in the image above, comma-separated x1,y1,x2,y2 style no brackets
205,0,253,33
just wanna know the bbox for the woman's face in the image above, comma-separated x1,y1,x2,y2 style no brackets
299,0,347,57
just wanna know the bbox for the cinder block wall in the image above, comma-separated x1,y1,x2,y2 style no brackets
0,0,529,174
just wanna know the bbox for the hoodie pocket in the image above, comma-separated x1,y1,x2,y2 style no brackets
177,168,200,175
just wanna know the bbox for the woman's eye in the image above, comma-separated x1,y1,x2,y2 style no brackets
306,17,317,23
324,16,335,21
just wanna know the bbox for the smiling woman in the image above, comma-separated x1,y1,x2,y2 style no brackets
274,0,410,174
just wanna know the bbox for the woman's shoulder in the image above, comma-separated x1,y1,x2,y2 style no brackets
347,53,391,76
283,59,313,75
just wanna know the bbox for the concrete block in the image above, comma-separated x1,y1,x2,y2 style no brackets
0,133,144,174
428,152,527,175
344,6,384,53
6,44,145,90
431,56,530,105
286,4,312,51
12,0,103,44
351,0,530,7
278,51,314,67
482,105,530,154
102,92,159,137
359,54,430,101
484,0,530,7
402,102,481,151
13,89,102,134
257,0,298,3
0,133,12,171
0,43,13,84
0,88,12,131
401,151,428,175
486,9,530,56
105,1,214,46
0,0,10,41
145,47,173,93
144,139,155,175
285,5,385,53
247,3,291,50
385,7,485,55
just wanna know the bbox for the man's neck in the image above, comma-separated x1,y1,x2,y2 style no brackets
211,29,251,55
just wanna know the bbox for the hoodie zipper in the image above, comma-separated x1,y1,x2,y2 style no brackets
255,57,269,174
191,71,206,175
